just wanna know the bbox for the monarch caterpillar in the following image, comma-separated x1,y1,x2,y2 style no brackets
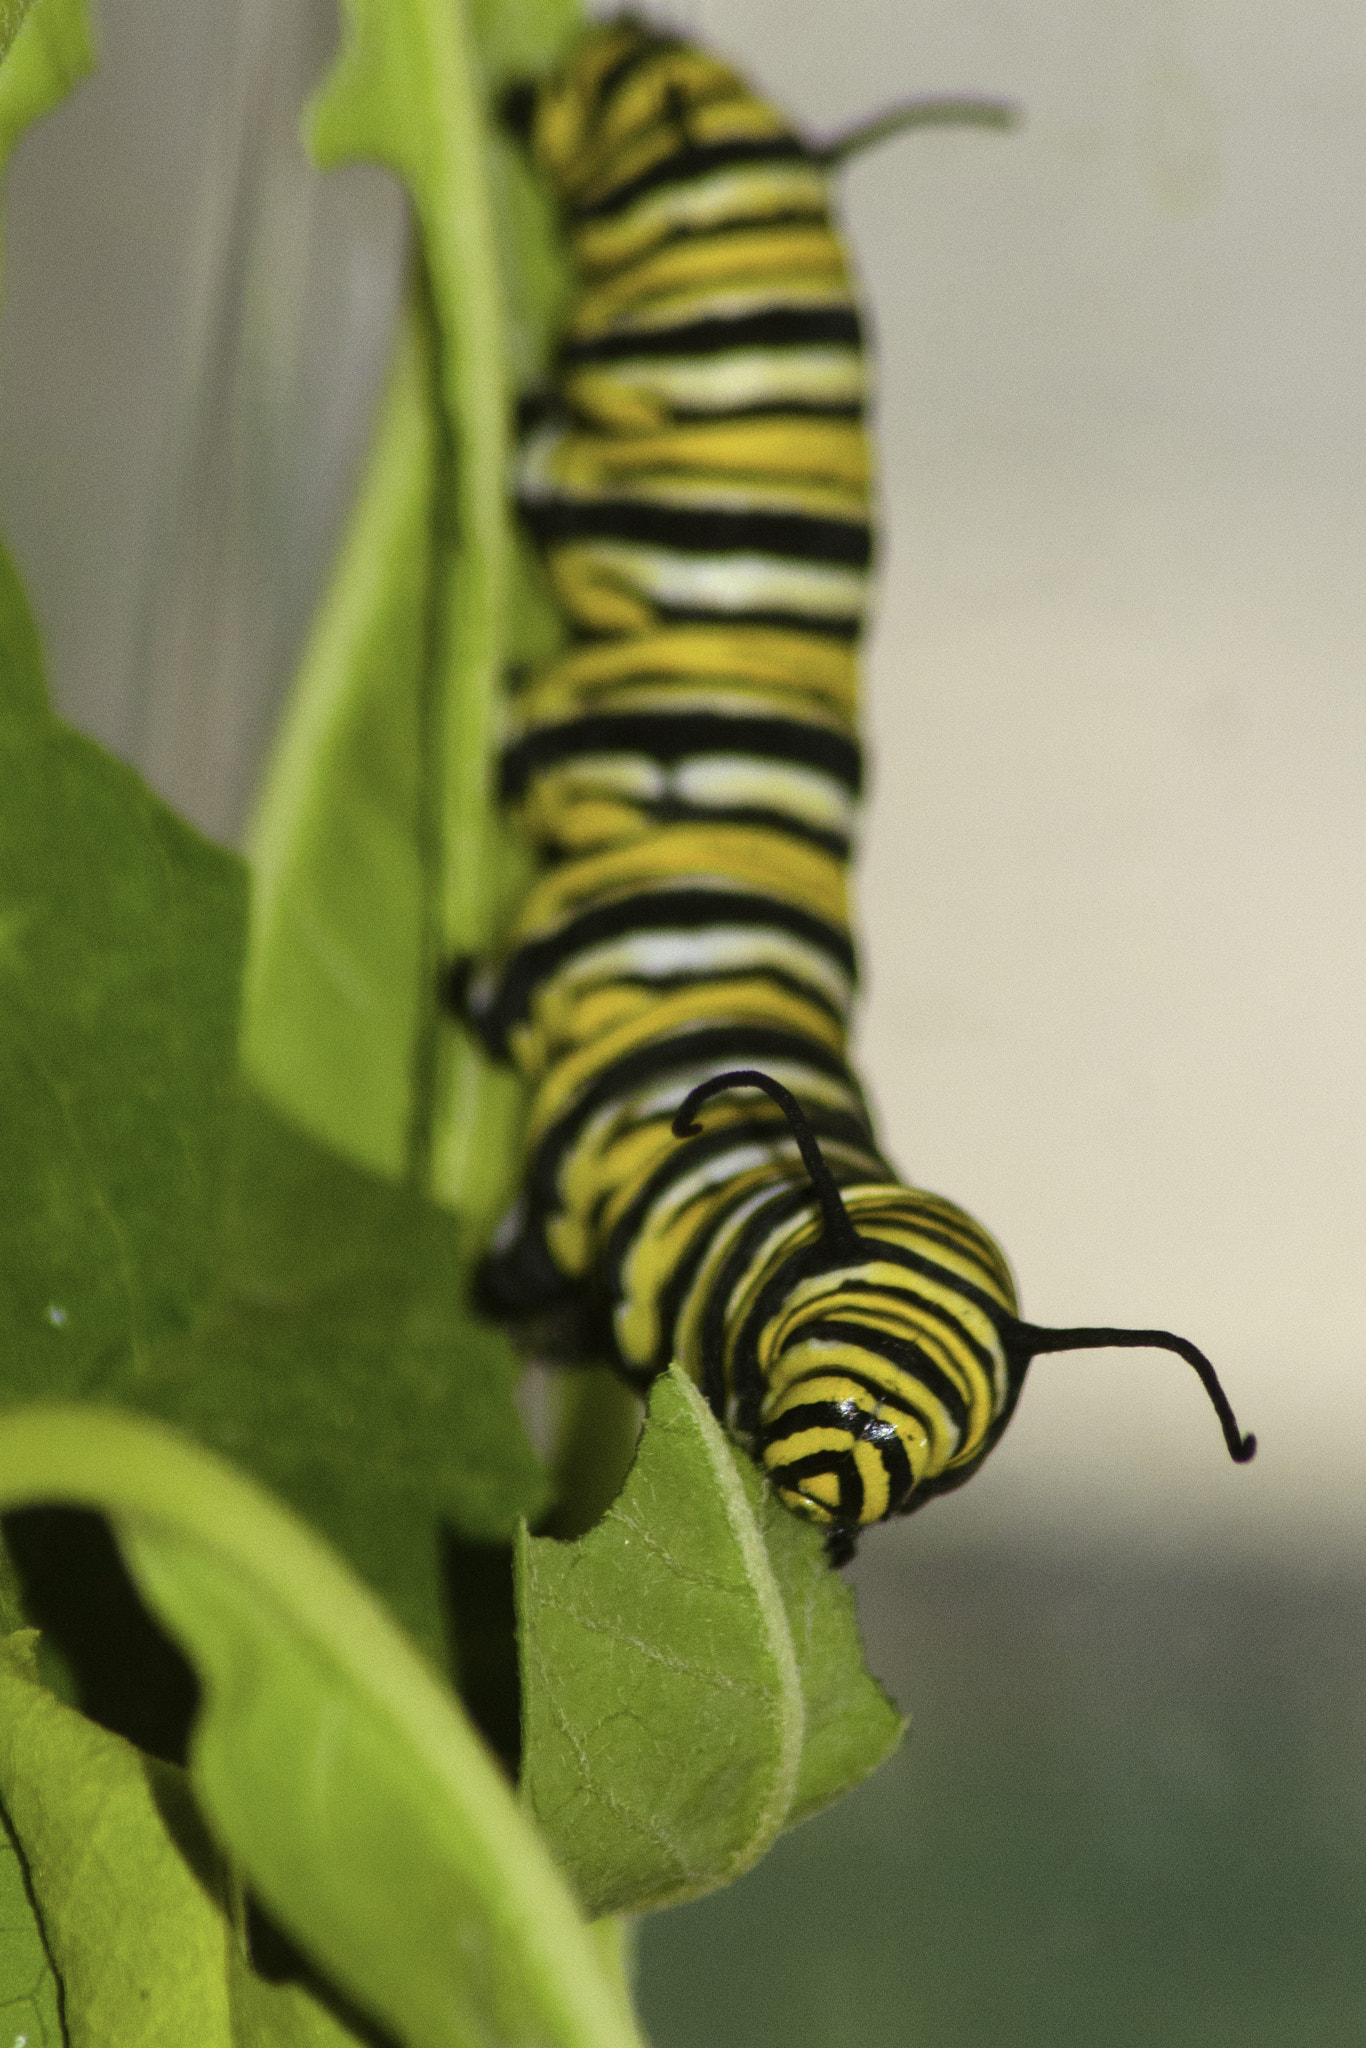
454,16,1255,1560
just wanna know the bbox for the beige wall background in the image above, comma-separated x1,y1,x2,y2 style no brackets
1,0,1361,1556
671,0,1366,1562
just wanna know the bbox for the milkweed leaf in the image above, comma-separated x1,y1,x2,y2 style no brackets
242,304,440,1188
0,1405,648,2048
0,1777,62,2048
740,1464,907,1827
0,654,540,1662
0,1625,361,2046
517,1369,803,1918
143,1090,548,1664
465,0,580,94
0,713,247,1401
245,0,543,1226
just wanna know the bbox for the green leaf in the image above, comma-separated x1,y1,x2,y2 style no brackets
242,302,440,1187
287,0,518,1227
0,1405,648,2048
517,1369,803,1919
0,1624,235,2043
741,1467,906,1827
0,1779,62,2048
465,0,580,93
245,0,584,1219
141,1090,546,1665
474,0,579,396
250,0,574,1226
0,713,247,1402
0,0,92,164
0,1624,370,2046
0,644,538,1666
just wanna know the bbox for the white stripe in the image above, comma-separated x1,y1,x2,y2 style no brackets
584,346,865,414
561,541,867,620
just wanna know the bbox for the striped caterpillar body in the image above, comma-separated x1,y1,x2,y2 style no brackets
456,17,1254,1559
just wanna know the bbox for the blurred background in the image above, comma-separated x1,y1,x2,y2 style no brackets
1,0,1363,2039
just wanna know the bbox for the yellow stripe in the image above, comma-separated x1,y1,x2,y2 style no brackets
534,34,733,198
508,821,849,941
612,1152,801,1369
766,1424,853,1464
511,625,860,721
571,228,850,332
515,784,647,852
566,281,857,348
763,1346,965,1470
522,975,847,1141
760,1254,1008,1387
516,971,845,1085
566,92,793,214
535,416,867,495
840,1187,1019,1312
762,1367,878,1410
775,1471,840,1518
528,458,869,530
536,548,866,638
540,556,657,637
574,168,831,277
853,1442,892,1523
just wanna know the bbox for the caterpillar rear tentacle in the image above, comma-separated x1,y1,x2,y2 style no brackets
453,17,1254,1558
812,95,1020,166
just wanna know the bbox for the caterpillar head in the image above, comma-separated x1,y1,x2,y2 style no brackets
672,1069,1255,1562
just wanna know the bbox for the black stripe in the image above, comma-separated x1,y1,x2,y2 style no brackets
573,137,814,224
767,1338,969,1436
584,34,672,125
839,1450,865,1525
833,1239,1017,1329
521,1024,856,1223
761,1402,917,1500
655,602,861,642
562,305,864,363
728,1251,1005,1439
876,1432,915,1516
500,712,862,800
526,798,850,862
839,1216,1014,1299
518,495,872,569
567,959,850,1028
747,1255,1003,1370
665,401,864,424
764,1396,859,1442
599,1111,885,1372
696,1169,891,1430
466,888,858,1051
767,1441,862,1520
598,1124,881,1320
582,206,832,276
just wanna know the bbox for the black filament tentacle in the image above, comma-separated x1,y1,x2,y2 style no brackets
813,95,1019,165
1009,1322,1256,1464
673,1069,864,1262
